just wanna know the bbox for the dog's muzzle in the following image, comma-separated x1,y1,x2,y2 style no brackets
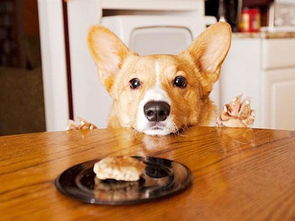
143,101,170,122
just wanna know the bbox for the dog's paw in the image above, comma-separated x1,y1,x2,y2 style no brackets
217,95,255,128
67,117,97,130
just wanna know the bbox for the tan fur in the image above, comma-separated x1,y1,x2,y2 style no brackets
88,22,231,134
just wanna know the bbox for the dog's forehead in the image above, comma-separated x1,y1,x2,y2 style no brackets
132,55,179,74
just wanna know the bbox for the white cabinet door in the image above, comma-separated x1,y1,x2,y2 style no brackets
262,39,295,70
220,38,262,128
262,68,295,130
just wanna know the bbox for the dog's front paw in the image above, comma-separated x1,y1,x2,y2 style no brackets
217,95,255,128
67,117,97,130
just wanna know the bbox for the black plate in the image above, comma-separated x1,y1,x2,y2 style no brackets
55,156,192,205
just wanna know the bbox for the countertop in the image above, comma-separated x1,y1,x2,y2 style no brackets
233,31,295,39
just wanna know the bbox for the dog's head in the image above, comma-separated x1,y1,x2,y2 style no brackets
88,22,231,135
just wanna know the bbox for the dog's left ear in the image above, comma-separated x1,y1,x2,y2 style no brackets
183,22,231,95
88,25,130,92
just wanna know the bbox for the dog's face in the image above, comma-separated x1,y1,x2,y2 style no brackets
88,22,231,135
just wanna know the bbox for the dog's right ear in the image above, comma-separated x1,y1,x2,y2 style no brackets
88,26,130,92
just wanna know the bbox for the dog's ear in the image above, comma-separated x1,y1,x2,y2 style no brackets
183,22,231,95
88,25,130,92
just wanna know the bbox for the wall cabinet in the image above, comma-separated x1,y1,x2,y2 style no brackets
262,68,295,130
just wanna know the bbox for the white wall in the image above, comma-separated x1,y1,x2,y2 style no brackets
67,0,112,128
38,0,69,131
221,38,262,128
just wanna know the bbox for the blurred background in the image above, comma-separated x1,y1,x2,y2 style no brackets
1,0,295,135
0,0,45,135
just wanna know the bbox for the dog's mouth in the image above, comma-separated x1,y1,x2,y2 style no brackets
149,122,165,130
139,122,178,136
151,126,162,130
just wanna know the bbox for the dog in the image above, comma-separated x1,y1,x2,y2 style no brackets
87,22,232,136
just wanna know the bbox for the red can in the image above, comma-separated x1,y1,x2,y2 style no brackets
239,8,261,32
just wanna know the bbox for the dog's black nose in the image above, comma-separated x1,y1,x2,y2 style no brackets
144,101,170,122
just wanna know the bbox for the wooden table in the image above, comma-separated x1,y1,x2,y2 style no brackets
1,126,295,220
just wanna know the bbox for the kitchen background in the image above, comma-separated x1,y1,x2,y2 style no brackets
0,0,45,135
1,0,295,135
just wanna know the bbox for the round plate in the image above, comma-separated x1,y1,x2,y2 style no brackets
55,156,192,205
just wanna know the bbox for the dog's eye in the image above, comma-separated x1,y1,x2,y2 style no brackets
129,78,141,89
173,76,187,88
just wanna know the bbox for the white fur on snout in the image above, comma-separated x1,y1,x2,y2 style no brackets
135,61,176,135
136,87,175,135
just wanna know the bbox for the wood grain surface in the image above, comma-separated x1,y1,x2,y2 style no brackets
1,126,295,221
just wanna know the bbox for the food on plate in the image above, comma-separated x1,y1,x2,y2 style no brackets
93,156,146,181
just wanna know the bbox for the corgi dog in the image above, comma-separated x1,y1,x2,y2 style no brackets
87,22,231,136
